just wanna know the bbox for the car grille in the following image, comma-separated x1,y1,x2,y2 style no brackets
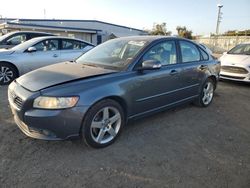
9,90,23,109
220,74,246,80
221,66,248,74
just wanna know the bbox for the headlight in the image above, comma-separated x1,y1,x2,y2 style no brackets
33,96,79,109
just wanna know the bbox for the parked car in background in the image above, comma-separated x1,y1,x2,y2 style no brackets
220,43,250,82
8,36,220,148
0,36,95,85
0,31,55,49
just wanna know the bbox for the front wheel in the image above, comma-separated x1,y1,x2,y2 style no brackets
0,63,18,85
194,78,215,107
82,99,125,148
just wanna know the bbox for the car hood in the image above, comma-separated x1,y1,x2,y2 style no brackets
0,49,15,55
17,62,117,92
220,54,250,65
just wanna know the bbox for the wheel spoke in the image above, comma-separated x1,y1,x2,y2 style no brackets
96,129,106,142
3,75,10,83
91,121,103,129
204,85,209,93
108,127,116,137
2,66,9,73
6,71,13,76
103,107,109,120
109,114,120,124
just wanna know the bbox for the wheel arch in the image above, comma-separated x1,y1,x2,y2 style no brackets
207,75,217,89
79,95,128,135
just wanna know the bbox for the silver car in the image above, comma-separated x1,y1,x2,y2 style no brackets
0,36,94,85
220,43,250,82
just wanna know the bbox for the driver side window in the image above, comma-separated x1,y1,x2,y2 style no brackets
142,41,177,66
33,39,59,52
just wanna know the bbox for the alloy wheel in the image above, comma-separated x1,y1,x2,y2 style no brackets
202,82,214,105
90,106,121,144
0,66,14,84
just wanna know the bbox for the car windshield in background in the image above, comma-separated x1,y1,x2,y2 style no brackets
76,38,148,70
0,33,12,42
228,44,250,55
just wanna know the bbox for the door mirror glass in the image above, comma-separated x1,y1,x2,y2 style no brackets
140,60,162,70
27,47,37,53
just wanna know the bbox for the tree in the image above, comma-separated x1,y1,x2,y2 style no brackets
176,26,193,39
223,29,250,36
150,22,172,36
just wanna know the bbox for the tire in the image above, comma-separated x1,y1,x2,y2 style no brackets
0,62,18,85
194,78,215,107
81,99,125,148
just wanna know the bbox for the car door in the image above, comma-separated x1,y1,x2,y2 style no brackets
176,40,208,98
60,39,93,62
129,40,184,116
20,39,61,73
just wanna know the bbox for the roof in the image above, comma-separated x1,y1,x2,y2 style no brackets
1,22,100,34
2,30,54,35
0,18,145,32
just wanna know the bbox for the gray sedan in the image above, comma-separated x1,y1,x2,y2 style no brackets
0,36,94,85
8,36,220,148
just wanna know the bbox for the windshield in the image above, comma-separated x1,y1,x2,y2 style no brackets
0,32,14,42
76,38,148,70
11,37,41,51
228,44,250,55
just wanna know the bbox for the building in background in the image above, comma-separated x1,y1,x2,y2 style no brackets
0,18,147,45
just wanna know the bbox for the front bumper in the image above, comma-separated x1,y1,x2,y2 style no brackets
8,81,89,140
10,105,88,140
220,71,250,82
220,64,250,83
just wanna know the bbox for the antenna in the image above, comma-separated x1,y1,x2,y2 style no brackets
44,9,46,19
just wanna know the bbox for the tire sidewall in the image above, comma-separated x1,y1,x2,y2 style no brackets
82,99,125,148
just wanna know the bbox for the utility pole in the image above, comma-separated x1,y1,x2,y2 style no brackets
44,9,46,19
215,4,223,35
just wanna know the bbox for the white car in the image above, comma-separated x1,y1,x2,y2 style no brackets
219,43,250,82
0,36,94,85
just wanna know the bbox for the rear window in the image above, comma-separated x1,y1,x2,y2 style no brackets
200,48,209,60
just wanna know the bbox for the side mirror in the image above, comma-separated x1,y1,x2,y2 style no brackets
27,47,37,53
139,60,162,71
223,51,227,55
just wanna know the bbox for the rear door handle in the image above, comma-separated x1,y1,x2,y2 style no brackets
199,65,208,70
170,69,178,75
53,54,58,58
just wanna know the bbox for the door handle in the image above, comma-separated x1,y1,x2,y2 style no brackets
53,54,58,58
170,69,178,75
199,65,208,70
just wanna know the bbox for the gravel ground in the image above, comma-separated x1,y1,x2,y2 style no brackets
0,80,249,188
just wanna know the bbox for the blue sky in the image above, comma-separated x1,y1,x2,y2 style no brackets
0,0,249,35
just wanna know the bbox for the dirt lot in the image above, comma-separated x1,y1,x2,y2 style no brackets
0,81,249,188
